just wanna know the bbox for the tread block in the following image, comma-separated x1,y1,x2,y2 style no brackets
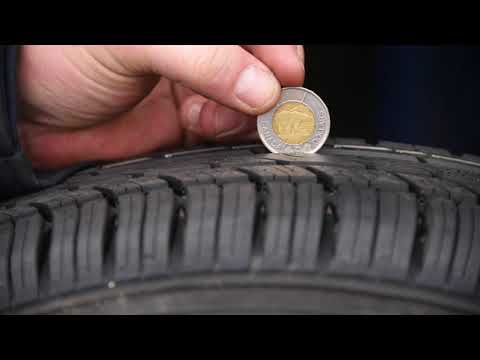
424,158,480,176
142,161,213,176
396,173,448,199
238,165,292,183
363,158,436,177
308,166,407,192
9,207,43,306
370,192,417,280
308,166,369,189
290,183,325,271
95,181,141,197
329,186,377,275
93,150,257,175
142,187,175,277
212,156,276,167
0,215,13,308
276,165,318,184
440,167,480,181
442,180,477,202
450,181,480,202
158,169,215,187
182,185,220,271
440,172,480,197
261,183,295,270
74,191,108,288
363,170,409,192
417,198,457,287
397,173,476,202
110,173,174,279
156,168,250,186
67,174,131,187
208,168,251,185
141,151,259,172
130,177,169,192
448,202,480,293
217,183,256,270
97,182,145,282
262,153,366,169
44,201,79,295
29,194,85,296
113,191,144,281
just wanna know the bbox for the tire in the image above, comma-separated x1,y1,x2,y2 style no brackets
1,138,480,314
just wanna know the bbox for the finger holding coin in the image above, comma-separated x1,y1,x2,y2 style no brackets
257,87,330,154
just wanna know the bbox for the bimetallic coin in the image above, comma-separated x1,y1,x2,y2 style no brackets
257,87,330,154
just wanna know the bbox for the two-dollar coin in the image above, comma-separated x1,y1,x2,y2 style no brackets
257,87,330,154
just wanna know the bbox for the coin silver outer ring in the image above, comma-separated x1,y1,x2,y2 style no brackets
257,87,331,154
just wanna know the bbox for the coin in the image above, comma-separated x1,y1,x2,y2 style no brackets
257,87,330,154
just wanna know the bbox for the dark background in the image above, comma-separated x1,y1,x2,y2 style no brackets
303,45,480,155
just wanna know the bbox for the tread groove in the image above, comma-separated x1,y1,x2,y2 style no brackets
93,189,119,281
214,184,225,268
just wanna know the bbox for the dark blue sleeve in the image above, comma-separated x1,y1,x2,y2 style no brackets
0,46,89,201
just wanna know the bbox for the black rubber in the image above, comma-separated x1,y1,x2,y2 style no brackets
2,138,480,314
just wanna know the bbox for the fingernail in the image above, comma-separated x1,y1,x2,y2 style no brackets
234,64,280,111
187,100,206,131
296,45,305,64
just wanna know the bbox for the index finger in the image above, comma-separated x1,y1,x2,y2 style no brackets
95,45,283,115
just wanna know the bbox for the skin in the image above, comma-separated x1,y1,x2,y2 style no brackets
17,45,305,170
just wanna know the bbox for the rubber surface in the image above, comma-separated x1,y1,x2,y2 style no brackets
2,138,480,314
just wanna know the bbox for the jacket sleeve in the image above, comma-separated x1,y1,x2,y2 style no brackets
0,46,89,201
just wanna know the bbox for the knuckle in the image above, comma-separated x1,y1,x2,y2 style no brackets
191,45,232,84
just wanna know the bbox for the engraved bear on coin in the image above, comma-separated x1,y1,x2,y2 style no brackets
271,101,315,144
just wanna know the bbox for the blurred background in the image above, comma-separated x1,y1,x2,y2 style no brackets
303,45,480,155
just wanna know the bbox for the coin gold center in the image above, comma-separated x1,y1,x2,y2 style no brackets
271,101,316,144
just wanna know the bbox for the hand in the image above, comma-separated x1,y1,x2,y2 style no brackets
17,45,305,170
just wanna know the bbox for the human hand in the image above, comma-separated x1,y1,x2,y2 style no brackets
17,45,305,170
